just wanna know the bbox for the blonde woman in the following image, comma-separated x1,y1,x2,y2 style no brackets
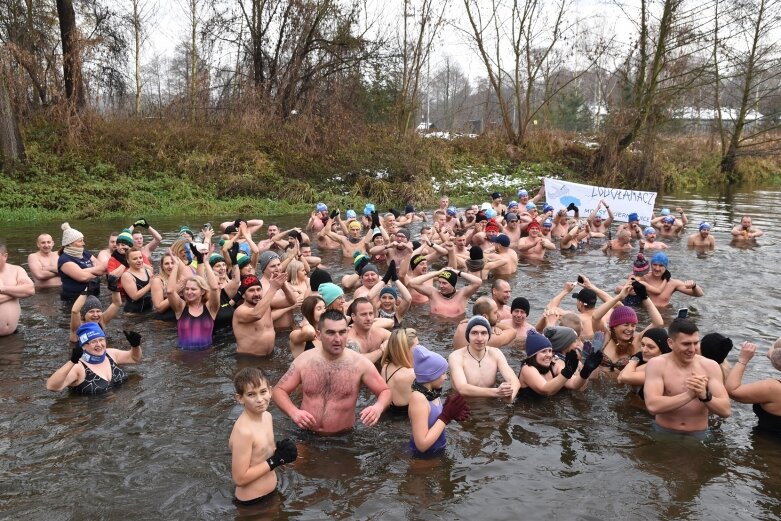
167,256,220,350
380,328,418,416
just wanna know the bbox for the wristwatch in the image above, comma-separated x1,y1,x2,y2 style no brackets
699,390,712,402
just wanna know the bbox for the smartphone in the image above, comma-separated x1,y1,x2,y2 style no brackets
577,275,584,284
677,308,689,319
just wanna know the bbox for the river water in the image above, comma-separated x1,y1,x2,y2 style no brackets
1,188,780,520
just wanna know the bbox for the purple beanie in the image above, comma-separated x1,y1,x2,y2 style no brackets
413,345,449,383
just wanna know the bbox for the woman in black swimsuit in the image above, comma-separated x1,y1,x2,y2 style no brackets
46,323,142,395
121,247,154,313
380,328,417,416
726,339,781,435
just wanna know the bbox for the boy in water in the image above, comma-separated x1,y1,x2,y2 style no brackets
229,368,297,507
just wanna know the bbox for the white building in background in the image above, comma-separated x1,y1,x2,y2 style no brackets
672,107,764,132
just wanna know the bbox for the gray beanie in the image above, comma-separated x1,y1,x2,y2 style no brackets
81,296,102,318
259,251,280,273
61,222,84,246
544,326,578,353
465,315,492,342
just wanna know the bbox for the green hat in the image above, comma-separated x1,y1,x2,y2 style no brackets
236,252,251,268
209,253,225,266
117,229,134,247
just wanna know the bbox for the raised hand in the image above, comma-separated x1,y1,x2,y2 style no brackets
123,330,141,348
560,350,579,379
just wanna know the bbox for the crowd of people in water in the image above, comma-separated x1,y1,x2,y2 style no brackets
2,186,779,508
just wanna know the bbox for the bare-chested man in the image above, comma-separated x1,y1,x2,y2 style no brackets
233,273,288,356
517,222,556,260
452,297,516,349
544,277,609,339
257,251,298,330
498,296,535,349
28,234,61,288
652,212,685,237
347,297,391,363
642,252,704,308
502,213,522,247
0,243,35,335
641,227,668,250
449,316,520,402
97,232,118,265
644,319,730,433
272,310,391,434
616,212,644,241
486,235,518,276
407,267,481,318
602,229,633,253
687,222,715,249
731,215,763,243
586,200,614,236
491,279,512,321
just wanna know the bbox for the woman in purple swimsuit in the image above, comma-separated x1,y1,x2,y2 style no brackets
167,252,220,351
408,345,470,458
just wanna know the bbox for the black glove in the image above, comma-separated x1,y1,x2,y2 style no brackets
566,203,578,212
631,280,648,300
501,209,506,216
580,351,604,379
662,269,671,282
111,249,129,268
123,330,141,348
233,284,247,306
133,218,149,228
389,208,400,219
371,211,380,229
228,242,240,265
438,393,470,424
70,345,83,364
267,439,298,470
329,209,339,219
191,245,204,264
560,350,579,379
382,261,393,284
106,275,120,292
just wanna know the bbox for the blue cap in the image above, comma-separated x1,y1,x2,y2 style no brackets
518,189,529,198
643,226,655,236
651,252,669,267
316,202,327,212
663,216,675,224
543,204,554,213
364,203,375,216
660,208,671,216
346,209,356,219
543,218,553,228
76,322,105,347
526,202,536,210
508,201,518,208
447,206,457,216
628,213,639,222
485,209,497,219
699,221,711,231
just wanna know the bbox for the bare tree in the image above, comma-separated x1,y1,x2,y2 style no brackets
127,0,157,115
394,0,449,135
0,50,25,167
462,0,601,147
56,0,85,108
716,0,781,180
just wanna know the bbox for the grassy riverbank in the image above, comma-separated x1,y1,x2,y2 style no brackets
2,116,779,221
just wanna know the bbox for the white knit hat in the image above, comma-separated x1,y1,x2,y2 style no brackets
61,222,84,246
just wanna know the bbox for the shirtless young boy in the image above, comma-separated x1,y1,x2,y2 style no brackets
230,367,297,507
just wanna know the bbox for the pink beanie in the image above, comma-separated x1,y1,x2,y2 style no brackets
609,306,638,328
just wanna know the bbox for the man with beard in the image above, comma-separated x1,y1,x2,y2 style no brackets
687,222,716,249
347,297,391,363
233,273,287,356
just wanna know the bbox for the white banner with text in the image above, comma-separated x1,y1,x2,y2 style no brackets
543,178,657,225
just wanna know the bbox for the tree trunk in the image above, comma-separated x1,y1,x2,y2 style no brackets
133,0,142,115
0,61,26,169
56,0,85,108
